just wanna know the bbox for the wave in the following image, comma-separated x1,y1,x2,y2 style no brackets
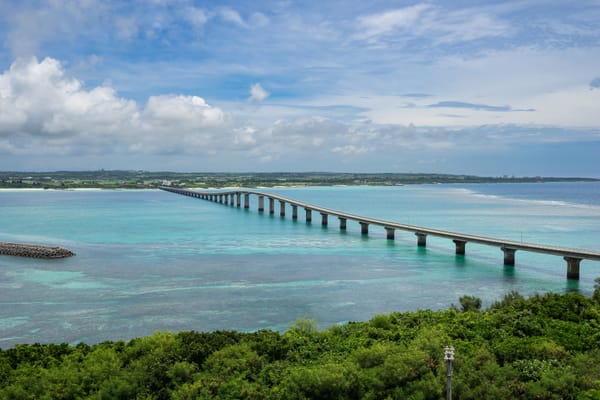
438,186,600,212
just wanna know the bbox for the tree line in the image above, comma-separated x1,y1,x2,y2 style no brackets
2,288,600,399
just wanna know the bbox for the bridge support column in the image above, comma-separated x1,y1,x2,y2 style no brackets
280,201,286,217
564,257,581,280
269,198,275,215
305,208,312,222
292,205,298,220
258,196,264,212
502,247,516,266
321,213,328,226
453,240,467,255
339,217,347,230
219,194,224,204
385,227,395,240
244,193,250,209
230,194,235,206
416,233,427,247
360,222,369,235
236,193,241,208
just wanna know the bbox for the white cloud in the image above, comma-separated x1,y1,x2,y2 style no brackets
249,12,269,28
143,95,224,128
249,83,269,102
331,145,370,155
355,3,511,45
183,6,208,29
0,57,227,156
356,4,431,41
220,7,246,27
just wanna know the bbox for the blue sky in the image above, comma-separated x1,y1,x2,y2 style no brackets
0,1,599,176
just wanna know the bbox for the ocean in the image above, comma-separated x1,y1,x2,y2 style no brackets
0,181,599,348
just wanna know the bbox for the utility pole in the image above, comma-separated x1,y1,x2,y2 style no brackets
444,346,455,400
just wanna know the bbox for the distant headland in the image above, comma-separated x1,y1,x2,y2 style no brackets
0,170,597,190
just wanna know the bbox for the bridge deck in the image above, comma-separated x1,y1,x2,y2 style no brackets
160,187,600,278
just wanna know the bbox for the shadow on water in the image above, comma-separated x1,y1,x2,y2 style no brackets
454,254,466,265
415,247,427,256
565,279,580,293
503,265,516,281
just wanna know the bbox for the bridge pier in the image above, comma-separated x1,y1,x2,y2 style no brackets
416,233,427,247
244,193,250,209
565,257,581,280
502,247,516,266
339,217,347,230
236,193,241,207
453,240,467,255
258,196,264,212
321,213,328,226
292,205,298,220
280,201,286,217
385,227,395,240
360,222,369,235
305,208,312,222
269,198,275,215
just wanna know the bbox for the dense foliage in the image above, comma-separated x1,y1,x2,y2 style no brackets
2,291,600,399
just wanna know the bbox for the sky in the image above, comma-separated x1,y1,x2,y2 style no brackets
0,1,599,176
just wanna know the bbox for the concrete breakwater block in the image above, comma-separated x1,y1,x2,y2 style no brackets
0,242,75,259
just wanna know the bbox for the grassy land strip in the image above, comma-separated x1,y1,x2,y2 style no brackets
0,170,597,189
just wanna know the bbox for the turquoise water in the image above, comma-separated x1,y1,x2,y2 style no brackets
0,182,599,347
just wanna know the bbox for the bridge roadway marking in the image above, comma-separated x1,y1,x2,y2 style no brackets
160,187,600,280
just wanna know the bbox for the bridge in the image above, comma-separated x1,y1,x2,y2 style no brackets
160,186,600,280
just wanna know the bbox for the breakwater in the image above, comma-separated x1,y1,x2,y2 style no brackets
0,242,75,259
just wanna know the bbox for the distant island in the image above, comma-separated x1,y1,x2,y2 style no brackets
0,170,597,189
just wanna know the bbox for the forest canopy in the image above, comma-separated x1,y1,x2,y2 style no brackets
2,290,600,399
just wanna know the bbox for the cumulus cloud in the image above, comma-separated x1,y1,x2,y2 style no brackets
249,83,269,102
0,57,227,155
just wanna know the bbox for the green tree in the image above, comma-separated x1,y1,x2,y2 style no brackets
459,295,482,312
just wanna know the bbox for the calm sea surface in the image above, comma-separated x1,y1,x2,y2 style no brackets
1,182,599,347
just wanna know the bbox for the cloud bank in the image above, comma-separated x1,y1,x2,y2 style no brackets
0,56,598,176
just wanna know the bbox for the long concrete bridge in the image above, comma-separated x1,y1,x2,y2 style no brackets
160,186,600,280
